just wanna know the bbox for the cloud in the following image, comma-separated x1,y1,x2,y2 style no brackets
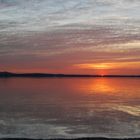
0,0,140,33
0,0,140,74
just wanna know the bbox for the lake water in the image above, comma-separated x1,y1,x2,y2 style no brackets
0,78,140,139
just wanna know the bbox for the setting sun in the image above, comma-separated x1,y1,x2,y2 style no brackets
73,61,140,75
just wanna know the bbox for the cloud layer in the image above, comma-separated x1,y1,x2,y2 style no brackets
0,0,140,74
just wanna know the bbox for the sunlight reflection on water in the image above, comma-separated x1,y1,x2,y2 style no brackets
0,78,140,138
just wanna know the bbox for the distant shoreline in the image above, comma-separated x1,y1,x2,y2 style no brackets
0,72,140,78
0,138,140,140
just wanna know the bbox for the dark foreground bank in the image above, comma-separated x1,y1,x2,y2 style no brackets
0,138,140,140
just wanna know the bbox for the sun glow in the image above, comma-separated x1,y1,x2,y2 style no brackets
74,62,140,70
92,63,112,69
75,63,113,70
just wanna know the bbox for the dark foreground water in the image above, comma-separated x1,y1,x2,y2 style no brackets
0,78,140,139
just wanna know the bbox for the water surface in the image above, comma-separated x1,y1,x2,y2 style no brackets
0,78,140,139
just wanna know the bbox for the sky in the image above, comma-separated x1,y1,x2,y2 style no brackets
0,0,140,75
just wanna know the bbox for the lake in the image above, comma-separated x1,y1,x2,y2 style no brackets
0,78,140,139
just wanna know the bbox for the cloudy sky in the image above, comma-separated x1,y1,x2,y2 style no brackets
0,0,140,75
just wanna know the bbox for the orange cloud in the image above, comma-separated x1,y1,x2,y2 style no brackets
75,63,113,69
74,62,140,70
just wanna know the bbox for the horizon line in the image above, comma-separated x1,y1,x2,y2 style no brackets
0,71,140,78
